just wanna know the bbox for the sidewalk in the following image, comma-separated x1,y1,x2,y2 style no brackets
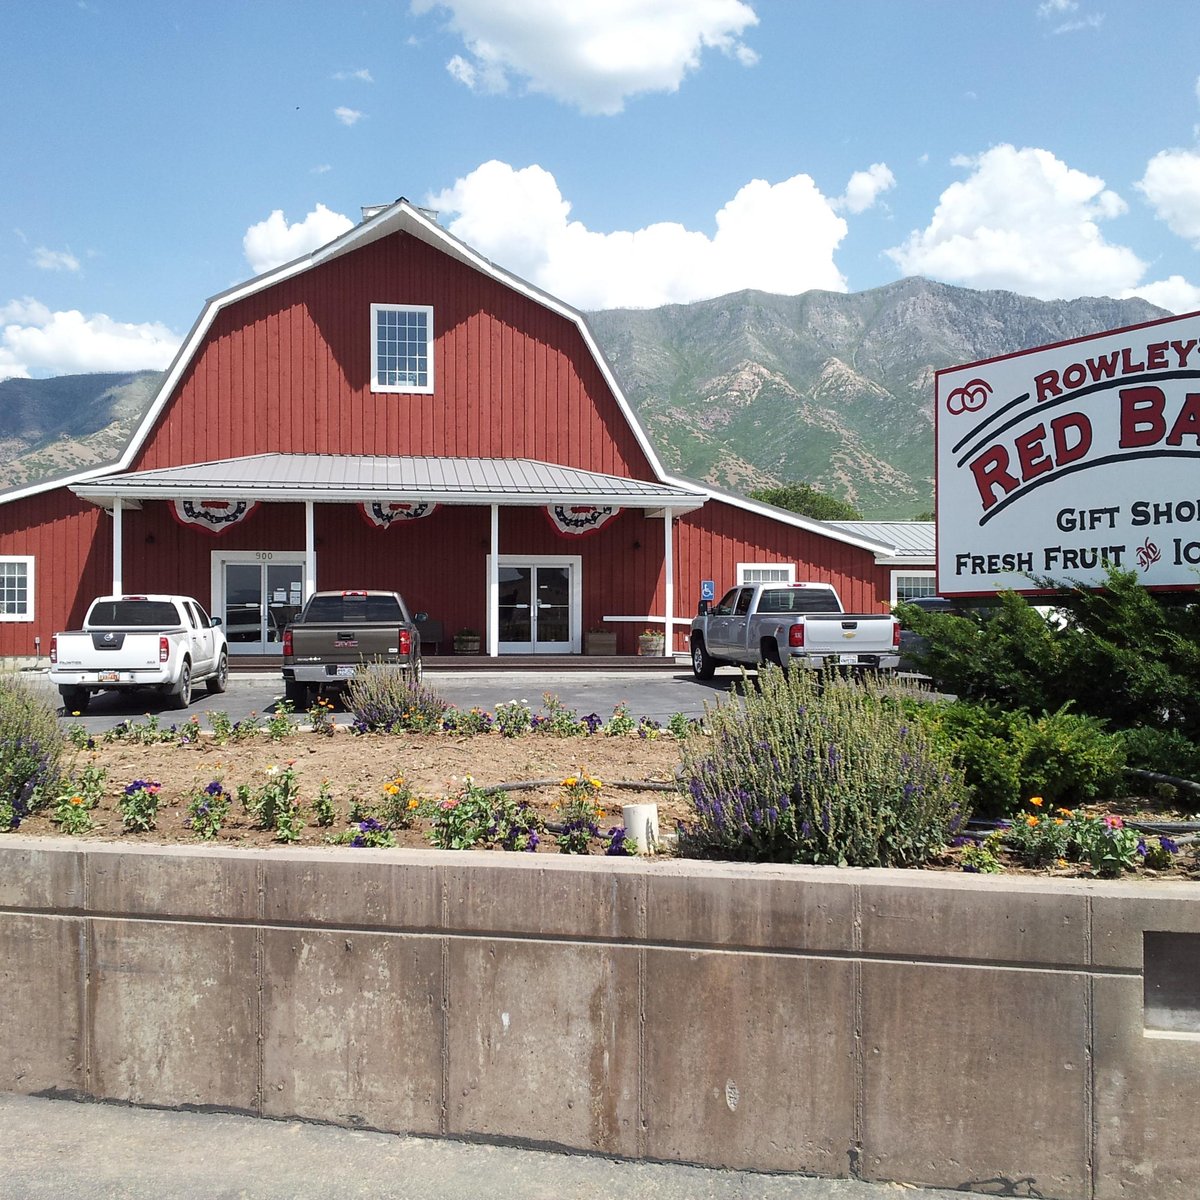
1,1094,966,1200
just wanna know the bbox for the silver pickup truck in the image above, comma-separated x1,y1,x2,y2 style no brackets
690,581,900,678
281,590,423,706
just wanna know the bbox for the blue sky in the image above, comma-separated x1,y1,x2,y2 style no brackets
4,0,1200,380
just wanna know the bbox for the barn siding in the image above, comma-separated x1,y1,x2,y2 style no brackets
0,223,912,660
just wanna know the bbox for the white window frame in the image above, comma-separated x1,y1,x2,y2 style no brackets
370,303,434,394
891,570,936,606
737,562,795,585
0,555,34,622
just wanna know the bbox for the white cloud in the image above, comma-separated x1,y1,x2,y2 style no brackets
837,164,895,214
886,144,1144,300
1136,149,1200,246
0,298,180,381
332,68,373,82
1123,276,1200,315
1037,0,1103,33
428,159,849,309
411,0,758,115
242,203,355,275
334,106,364,126
32,246,81,272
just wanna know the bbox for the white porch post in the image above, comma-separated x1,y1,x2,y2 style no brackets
487,504,499,657
662,508,674,653
304,501,316,600
111,498,123,595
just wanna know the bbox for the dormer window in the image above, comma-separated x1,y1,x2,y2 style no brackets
371,303,434,394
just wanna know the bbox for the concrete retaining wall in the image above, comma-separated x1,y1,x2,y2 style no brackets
2,835,1198,1198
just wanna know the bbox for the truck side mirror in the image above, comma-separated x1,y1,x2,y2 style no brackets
697,599,709,616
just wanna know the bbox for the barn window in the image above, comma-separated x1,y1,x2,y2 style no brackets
892,571,936,604
0,556,34,621
371,304,434,394
737,562,795,585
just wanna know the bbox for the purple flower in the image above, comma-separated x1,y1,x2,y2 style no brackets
1160,837,1180,855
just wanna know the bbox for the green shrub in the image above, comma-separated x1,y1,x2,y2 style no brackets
0,674,62,829
1118,727,1200,782
678,668,969,867
902,698,1125,818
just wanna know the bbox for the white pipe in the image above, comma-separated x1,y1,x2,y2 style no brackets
111,498,123,594
662,508,674,652
487,504,499,656
304,501,316,599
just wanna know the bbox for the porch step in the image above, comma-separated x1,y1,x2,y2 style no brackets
229,654,686,673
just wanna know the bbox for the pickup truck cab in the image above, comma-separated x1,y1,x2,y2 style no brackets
49,594,228,712
690,582,900,679
281,590,422,706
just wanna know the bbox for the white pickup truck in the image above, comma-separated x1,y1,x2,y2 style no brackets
689,581,900,679
49,594,229,713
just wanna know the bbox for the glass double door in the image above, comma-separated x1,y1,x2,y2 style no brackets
223,560,305,653
497,562,575,653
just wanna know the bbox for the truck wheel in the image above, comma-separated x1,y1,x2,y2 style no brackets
207,652,229,695
691,637,716,680
410,654,423,684
284,679,309,707
60,686,90,714
169,660,192,710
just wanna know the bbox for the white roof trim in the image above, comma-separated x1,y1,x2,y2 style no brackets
0,197,896,558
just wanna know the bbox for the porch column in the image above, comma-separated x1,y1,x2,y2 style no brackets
662,507,674,653
304,501,316,600
111,498,123,595
487,504,499,657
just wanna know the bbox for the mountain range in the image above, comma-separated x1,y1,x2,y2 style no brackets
0,278,1166,517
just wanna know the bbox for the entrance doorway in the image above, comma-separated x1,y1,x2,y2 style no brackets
212,552,306,654
495,555,581,653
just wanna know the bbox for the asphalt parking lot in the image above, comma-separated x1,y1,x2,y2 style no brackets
27,662,744,735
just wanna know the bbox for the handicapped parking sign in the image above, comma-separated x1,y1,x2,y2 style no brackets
700,579,715,601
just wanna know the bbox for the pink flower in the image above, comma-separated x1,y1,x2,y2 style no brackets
1104,815,1123,829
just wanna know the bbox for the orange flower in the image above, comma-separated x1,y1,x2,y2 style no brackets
1029,796,1043,807
1025,815,1039,827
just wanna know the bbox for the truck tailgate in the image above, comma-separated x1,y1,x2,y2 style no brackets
799,613,896,655
51,630,170,671
289,624,401,664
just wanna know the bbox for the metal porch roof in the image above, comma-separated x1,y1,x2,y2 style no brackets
823,520,935,557
70,453,708,512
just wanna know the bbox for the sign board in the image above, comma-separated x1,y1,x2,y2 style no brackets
936,310,1200,596
700,579,716,601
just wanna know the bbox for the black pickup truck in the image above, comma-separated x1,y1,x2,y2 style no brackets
281,590,423,706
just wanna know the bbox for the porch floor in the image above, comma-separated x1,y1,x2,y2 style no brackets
230,654,687,673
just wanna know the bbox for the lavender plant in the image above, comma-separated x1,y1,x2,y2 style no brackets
347,664,449,733
0,676,64,829
678,668,969,868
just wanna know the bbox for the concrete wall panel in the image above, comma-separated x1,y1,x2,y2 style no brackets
860,961,1090,1199
0,915,84,1094
446,939,641,1157
1092,974,1200,1199
0,838,82,910
260,929,443,1132
88,919,259,1110
641,949,855,1175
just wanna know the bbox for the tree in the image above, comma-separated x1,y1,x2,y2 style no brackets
749,482,862,521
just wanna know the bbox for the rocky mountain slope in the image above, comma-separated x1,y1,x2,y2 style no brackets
0,280,1166,516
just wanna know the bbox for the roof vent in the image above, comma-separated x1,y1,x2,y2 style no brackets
361,204,389,222
359,200,440,225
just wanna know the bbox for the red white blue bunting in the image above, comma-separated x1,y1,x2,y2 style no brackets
358,500,439,529
170,499,258,536
544,504,621,537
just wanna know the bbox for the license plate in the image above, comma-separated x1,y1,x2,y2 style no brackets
99,670,120,683
336,664,357,678
838,654,858,665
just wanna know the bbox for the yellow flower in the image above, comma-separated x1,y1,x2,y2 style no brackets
383,783,399,795
406,798,419,810
588,777,602,790
1054,818,1065,826
563,776,578,788
1029,796,1044,807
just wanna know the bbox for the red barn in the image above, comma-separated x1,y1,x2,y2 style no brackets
0,199,914,662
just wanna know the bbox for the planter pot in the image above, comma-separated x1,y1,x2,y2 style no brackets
584,632,617,656
637,635,666,657
454,636,481,655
